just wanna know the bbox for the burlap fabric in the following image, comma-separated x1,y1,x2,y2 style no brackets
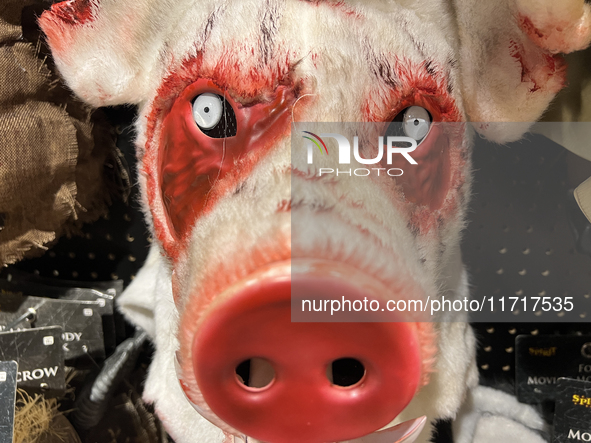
0,1,116,266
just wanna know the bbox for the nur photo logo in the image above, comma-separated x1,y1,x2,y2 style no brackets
302,130,419,177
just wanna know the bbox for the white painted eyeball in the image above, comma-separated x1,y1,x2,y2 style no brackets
401,106,431,141
192,93,224,130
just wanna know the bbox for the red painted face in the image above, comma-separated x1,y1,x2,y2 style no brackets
362,59,465,233
146,54,464,259
159,80,296,241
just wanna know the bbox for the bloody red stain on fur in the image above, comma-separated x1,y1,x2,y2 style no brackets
518,15,546,40
363,58,466,234
142,50,296,260
299,0,363,20
160,83,295,239
39,1,97,55
509,39,566,94
277,199,292,212
46,0,97,26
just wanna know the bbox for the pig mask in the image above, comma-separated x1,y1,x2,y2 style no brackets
39,0,591,442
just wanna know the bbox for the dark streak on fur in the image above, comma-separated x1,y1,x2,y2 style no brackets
446,56,457,94
364,39,399,89
197,6,223,51
425,60,437,77
259,0,280,65
446,78,454,95
398,17,427,60
233,182,245,195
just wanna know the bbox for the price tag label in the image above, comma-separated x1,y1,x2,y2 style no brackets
0,293,105,364
516,335,591,403
0,361,17,443
0,327,64,396
0,277,116,351
553,378,591,442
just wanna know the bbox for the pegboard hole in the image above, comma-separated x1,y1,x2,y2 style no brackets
581,343,591,359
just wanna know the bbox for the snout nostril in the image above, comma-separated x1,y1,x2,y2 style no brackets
329,358,365,387
235,360,250,385
235,358,275,389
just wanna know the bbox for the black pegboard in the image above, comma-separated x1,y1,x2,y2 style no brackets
7,107,150,286
464,134,591,385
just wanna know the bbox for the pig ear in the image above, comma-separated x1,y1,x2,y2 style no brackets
454,0,591,142
38,0,176,106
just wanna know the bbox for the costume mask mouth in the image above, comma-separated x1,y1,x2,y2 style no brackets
340,416,427,443
228,417,427,443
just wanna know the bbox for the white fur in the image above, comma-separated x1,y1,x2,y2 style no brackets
123,243,225,443
39,0,591,441
453,386,549,443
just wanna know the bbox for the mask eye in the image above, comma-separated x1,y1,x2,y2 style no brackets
192,93,237,138
386,106,432,143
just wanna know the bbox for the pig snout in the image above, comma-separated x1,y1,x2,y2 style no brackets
189,260,424,443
